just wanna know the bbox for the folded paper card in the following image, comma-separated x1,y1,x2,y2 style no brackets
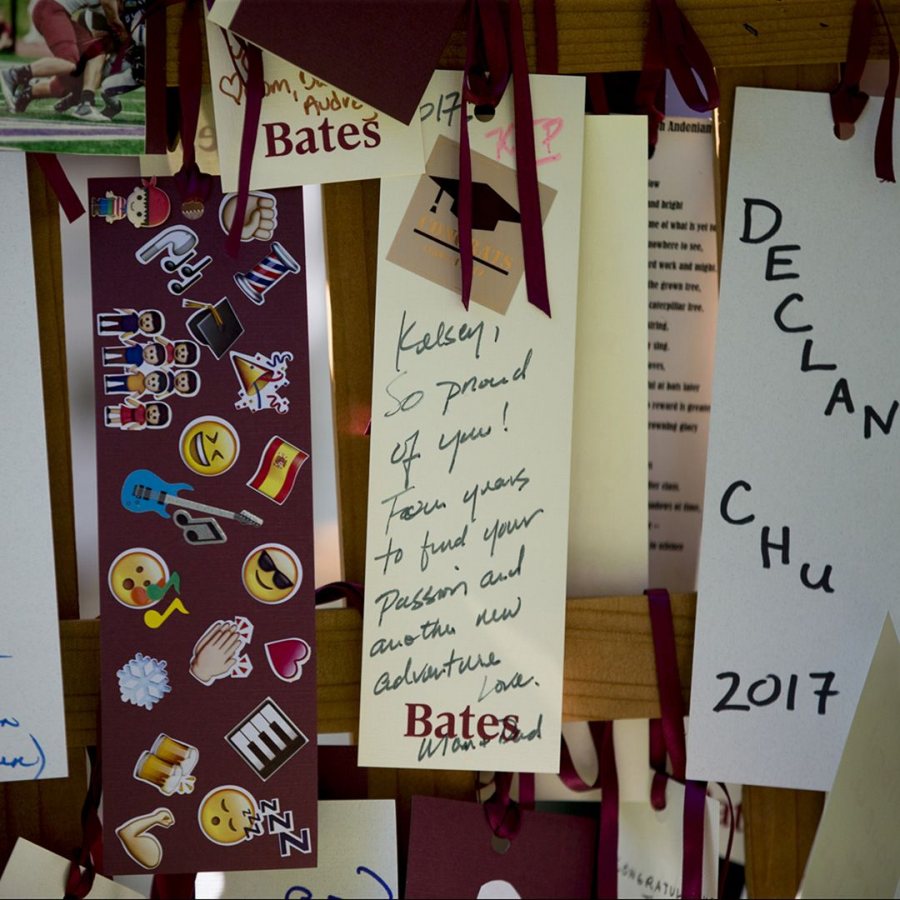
799,616,900,899
405,796,595,899
89,177,317,872
0,839,143,900
617,783,720,899
208,0,463,125
359,69,585,772
0,151,67,784
204,12,425,192
688,87,900,790
567,115,648,598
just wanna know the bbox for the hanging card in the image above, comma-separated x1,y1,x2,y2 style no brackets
567,115,648,598
89,177,317,872
646,117,719,591
207,0,463,125
0,1,145,154
687,87,899,790
405,796,595,899
0,839,143,900
196,800,398,899
358,70,584,772
617,784,720,899
799,616,900,899
205,14,425,192
0,150,67,783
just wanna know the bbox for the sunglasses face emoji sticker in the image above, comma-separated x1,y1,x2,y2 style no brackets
197,785,257,846
242,544,302,605
179,416,240,477
108,548,169,609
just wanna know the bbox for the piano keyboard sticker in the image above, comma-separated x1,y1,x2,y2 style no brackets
226,698,308,781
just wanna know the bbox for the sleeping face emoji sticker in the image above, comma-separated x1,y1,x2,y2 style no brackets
197,785,258,846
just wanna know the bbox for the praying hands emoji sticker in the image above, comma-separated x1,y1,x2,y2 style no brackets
189,617,253,685
115,808,174,870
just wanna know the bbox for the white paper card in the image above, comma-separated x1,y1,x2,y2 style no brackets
205,13,425,192
618,784,720,900
0,151,67,783
197,800,398,899
0,839,143,899
646,117,719,591
359,70,584,771
567,115,648,599
799,616,900,899
687,87,899,789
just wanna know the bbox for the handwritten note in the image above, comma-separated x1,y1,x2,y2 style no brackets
205,11,424,192
358,70,584,771
196,800,398,899
0,151,67,783
687,88,900,790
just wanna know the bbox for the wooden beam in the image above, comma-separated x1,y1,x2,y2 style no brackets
26,156,78,620
51,595,697,750
439,1,900,73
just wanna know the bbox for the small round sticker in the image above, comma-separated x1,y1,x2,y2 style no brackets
179,416,240,477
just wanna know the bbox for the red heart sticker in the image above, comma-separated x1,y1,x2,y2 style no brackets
264,638,311,683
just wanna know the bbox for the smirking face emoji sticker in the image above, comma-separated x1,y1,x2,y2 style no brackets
242,544,302,604
198,785,258,846
108,548,169,609
179,416,240,476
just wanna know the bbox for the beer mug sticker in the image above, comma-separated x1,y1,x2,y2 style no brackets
133,734,199,796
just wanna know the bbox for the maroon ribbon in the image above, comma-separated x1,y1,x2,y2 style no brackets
30,153,85,223
635,0,719,153
63,746,103,900
151,873,197,900
534,0,558,76
144,0,168,155
314,580,365,618
556,721,618,898
459,0,551,316
481,771,534,841
173,0,212,215
831,0,897,182
225,37,264,257
645,588,706,900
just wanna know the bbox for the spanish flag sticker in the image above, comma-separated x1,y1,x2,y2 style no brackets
247,436,309,504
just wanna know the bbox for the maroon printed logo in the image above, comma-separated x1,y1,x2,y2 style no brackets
405,702,519,742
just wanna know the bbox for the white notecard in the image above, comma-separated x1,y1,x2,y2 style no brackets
688,87,899,789
0,151,68,783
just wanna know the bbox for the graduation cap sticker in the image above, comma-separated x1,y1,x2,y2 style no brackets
184,298,244,360
388,135,556,316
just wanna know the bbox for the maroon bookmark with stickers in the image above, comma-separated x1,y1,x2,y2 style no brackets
89,175,317,874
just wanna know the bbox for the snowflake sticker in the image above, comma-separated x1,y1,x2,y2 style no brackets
118,652,172,710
